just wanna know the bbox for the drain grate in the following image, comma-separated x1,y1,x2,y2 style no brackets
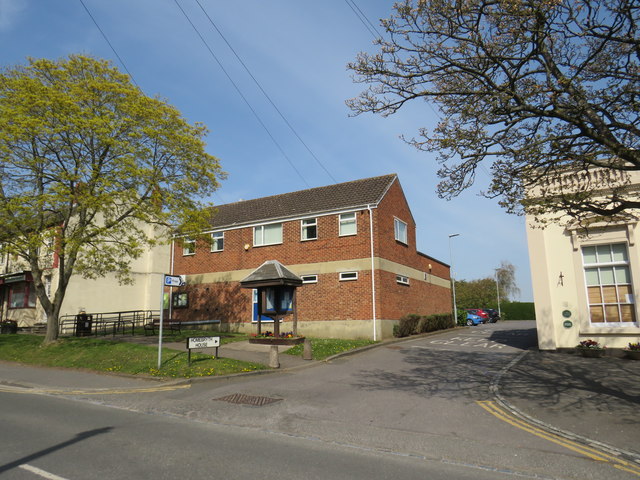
214,393,283,407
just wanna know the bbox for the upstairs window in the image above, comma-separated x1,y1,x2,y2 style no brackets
301,218,318,241
394,218,408,244
182,238,196,256
211,232,224,252
301,274,318,284
339,213,357,236
396,274,410,285
582,243,636,324
254,223,283,246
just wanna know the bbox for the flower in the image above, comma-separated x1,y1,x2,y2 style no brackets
576,339,604,350
627,342,640,351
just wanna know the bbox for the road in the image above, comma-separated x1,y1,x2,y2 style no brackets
2,321,637,479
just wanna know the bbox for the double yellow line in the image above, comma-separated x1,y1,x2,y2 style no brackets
0,384,190,395
477,400,640,477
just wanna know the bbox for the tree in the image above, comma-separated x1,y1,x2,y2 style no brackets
495,260,520,302
456,261,519,308
348,0,640,224
0,55,224,343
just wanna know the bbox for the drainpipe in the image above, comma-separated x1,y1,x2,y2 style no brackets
368,205,377,341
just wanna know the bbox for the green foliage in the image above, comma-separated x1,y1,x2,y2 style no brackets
501,302,536,320
284,338,377,360
455,278,497,310
394,313,454,338
0,334,264,378
0,55,225,342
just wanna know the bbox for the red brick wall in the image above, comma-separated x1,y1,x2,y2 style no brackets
171,178,451,329
174,210,373,275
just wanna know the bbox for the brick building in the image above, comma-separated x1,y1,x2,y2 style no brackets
170,174,451,339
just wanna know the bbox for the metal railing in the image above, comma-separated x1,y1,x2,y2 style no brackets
59,310,160,337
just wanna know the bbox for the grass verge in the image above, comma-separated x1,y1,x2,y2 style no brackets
0,334,265,379
284,338,377,360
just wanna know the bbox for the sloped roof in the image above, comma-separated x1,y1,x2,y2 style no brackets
209,174,397,230
239,260,303,287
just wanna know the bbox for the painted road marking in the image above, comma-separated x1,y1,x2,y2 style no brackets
0,384,190,396
477,400,640,477
20,464,70,480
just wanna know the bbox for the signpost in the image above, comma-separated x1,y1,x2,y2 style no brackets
158,274,186,369
186,336,220,365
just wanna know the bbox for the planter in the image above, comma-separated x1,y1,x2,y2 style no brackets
576,347,606,358
624,350,640,360
249,336,305,346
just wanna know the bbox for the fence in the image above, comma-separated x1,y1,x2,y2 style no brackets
59,310,160,337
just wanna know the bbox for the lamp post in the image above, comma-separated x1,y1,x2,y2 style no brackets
449,233,460,327
495,269,502,319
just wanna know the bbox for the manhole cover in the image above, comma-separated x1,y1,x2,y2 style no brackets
214,393,283,407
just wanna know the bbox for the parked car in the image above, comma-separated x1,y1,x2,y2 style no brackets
464,310,485,326
466,309,489,323
484,308,500,323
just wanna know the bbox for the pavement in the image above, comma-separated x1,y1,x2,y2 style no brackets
1,329,639,465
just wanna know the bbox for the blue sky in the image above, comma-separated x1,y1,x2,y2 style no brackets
0,0,533,301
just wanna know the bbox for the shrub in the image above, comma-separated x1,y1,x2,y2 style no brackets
395,313,453,337
395,314,421,337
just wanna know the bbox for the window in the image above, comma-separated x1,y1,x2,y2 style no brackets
172,292,188,308
394,218,408,244
254,223,283,246
396,274,409,285
182,238,195,256
302,274,318,284
211,232,224,252
339,271,358,281
301,218,317,241
582,243,636,324
339,213,357,236
8,282,36,309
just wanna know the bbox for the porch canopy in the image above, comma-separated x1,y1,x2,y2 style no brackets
240,260,302,336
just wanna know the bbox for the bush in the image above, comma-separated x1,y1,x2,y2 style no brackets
395,313,453,337
395,314,421,337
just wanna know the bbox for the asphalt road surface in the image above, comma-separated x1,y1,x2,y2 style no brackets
2,321,637,479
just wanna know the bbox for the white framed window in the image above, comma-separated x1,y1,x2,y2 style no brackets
254,223,283,246
182,238,196,256
339,271,358,281
211,231,224,252
396,274,409,285
302,274,318,284
301,218,318,241
394,218,408,244
582,243,636,324
339,212,357,236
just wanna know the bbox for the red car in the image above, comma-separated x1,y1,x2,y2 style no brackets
465,309,489,323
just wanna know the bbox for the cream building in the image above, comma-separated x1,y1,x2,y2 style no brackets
0,224,170,328
526,169,640,350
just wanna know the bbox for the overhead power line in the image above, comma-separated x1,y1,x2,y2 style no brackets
344,0,383,41
194,0,337,184
78,0,139,87
173,0,309,188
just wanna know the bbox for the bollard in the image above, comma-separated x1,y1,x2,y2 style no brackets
303,338,313,360
269,345,280,368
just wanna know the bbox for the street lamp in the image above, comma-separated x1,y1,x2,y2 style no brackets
495,269,502,319
449,233,460,326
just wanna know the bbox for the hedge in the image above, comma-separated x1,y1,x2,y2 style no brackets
394,313,454,338
501,302,536,320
